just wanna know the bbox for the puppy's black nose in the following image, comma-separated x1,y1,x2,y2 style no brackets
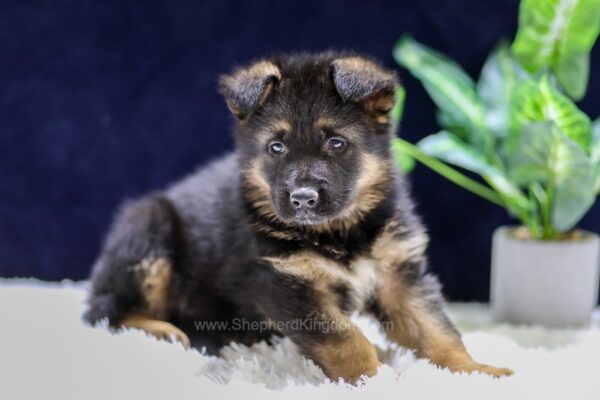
290,188,319,209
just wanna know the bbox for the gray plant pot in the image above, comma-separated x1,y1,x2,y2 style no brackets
490,226,600,327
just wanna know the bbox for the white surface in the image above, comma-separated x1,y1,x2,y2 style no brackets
491,227,600,326
1,279,600,399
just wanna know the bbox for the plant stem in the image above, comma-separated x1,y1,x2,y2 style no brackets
394,139,505,207
526,183,543,239
542,184,556,239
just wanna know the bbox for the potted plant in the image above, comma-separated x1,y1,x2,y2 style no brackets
391,0,600,326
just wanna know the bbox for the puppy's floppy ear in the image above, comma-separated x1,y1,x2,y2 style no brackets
331,57,398,123
219,61,281,120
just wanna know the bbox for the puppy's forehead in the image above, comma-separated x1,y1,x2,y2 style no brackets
275,63,336,110
263,65,353,133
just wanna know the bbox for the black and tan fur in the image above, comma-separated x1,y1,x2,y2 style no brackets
84,52,512,383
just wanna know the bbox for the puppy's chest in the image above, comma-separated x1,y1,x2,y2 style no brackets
262,229,428,311
264,251,385,311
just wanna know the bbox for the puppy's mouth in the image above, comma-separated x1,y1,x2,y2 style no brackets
271,191,345,226
292,209,325,226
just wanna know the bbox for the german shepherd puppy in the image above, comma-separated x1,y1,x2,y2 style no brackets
84,53,512,383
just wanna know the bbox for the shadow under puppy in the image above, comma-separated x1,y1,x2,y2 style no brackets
84,52,512,383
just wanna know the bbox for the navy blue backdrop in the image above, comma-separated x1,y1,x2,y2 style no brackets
1,0,599,301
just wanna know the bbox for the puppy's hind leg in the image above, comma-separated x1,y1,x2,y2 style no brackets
84,195,190,347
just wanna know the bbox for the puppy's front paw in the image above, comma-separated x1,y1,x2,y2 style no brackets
145,321,191,348
120,315,191,348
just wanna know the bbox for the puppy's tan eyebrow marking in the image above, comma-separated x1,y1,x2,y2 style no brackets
315,117,337,129
268,120,292,133
315,117,360,139
255,120,292,144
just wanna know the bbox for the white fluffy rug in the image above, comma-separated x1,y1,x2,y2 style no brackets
1,279,599,399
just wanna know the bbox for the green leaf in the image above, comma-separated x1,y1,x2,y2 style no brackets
418,132,530,217
511,0,600,100
508,75,592,154
555,51,590,99
477,42,528,138
392,137,416,174
390,86,407,125
510,122,596,231
419,132,493,173
393,36,493,155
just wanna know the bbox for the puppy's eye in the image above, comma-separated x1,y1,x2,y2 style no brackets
268,141,287,155
327,137,347,151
